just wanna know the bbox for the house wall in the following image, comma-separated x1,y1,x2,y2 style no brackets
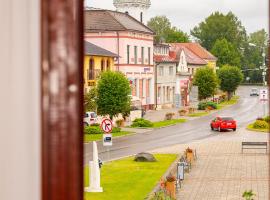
85,31,155,108
84,55,115,93
0,0,40,200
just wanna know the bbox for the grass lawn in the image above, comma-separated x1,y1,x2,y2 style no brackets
188,112,209,117
217,96,239,110
84,154,177,200
84,131,132,143
247,123,269,133
152,118,187,128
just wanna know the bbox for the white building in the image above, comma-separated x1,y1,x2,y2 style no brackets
113,0,151,23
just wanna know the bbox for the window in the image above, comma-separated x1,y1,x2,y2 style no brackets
167,87,170,101
106,59,110,71
101,59,105,71
141,47,144,64
148,47,151,65
159,66,164,76
89,58,95,80
134,46,138,64
169,66,174,75
127,45,130,64
140,12,143,22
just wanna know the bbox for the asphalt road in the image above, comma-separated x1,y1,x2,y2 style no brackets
84,86,268,164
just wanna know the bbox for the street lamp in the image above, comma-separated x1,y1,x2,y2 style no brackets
248,42,267,85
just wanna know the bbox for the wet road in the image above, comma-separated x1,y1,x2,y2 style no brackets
84,86,268,163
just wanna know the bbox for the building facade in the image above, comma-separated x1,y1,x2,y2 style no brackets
84,41,118,93
154,44,177,109
84,9,155,110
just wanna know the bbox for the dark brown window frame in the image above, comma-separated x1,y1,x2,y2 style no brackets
41,0,84,200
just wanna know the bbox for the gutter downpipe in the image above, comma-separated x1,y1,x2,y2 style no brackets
155,62,159,110
117,31,120,71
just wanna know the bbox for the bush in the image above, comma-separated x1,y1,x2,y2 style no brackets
178,109,187,116
253,120,269,129
84,126,103,134
264,116,270,123
198,101,217,110
188,107,195,114
116,119,124,127
256,117,264,121
165,112,175,120
112,127,121,133
131,118,153,128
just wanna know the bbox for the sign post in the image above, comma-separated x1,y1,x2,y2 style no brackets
100,118,113,161
259,89,268,117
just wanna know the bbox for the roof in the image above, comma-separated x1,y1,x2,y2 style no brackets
154,55,177,63
169,44,208,65
84,41,118,57
84,9,154,34
178,43,217,61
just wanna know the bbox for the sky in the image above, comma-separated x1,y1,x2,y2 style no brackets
86,0,268,35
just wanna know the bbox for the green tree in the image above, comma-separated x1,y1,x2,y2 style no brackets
211,38,241,67
147,16,171,43
96,71,131,119
193,66,219,100
147,16,189,43
84,87,97,112
191,11,247,51
218,65,243,100
242,190,256,200
166,27,189,43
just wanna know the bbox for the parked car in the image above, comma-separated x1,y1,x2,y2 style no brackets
210,117,237,132
84,112,98,126
250,88,259,96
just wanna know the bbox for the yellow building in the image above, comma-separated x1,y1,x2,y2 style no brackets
84,41,118,93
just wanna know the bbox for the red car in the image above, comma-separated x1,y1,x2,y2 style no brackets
210,117,237,132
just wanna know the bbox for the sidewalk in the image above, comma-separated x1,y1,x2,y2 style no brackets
151,129,269,200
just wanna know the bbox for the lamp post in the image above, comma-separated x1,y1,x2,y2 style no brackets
248,43,267,85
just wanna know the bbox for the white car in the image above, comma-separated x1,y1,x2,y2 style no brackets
84,112,98,126
250,88,259,96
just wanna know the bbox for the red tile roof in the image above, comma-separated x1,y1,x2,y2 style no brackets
169,43,208,65
178,43,217,61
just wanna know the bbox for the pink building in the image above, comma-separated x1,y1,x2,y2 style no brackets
85,9,155,110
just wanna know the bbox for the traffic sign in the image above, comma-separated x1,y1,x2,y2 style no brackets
100,118,113,133
103,134,112,146
260,89,268,101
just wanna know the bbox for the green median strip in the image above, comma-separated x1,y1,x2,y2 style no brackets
188,112,209,117
84,154,177,200
84,131,132,143
217,96,239,110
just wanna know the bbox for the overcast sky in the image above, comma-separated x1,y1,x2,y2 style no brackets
86,0,268,34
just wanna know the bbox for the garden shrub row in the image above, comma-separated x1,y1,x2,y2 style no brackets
253,116,270,129
198,101,217,110
131,118,153,128
84,125,121,134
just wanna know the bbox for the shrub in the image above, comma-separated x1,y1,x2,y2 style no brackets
91,123,100,127
116,119,124,127
84,126,103,135
188,107,195,114
112,127,121,133
253,120,269,129
264,116,270,123
178,109,187,116
165,112,175,120
198,101,217,110
131,118,153,128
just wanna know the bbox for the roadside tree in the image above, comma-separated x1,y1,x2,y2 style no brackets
218,65,243,100
193,66,219,100
84,87,97,112
96,71,131,119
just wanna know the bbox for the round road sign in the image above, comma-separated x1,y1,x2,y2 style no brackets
100,118,113,133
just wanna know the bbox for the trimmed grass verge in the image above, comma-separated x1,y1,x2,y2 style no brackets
84,131,132,143
152,119,186,128
247,123,269,133
188,112,209,117
217,96,239,110
84,154,177,200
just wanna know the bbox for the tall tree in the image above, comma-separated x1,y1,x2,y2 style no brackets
84,87,97,112
211,38,241,67
218,65,243,100
193,66,219,100
96,71,131,119
147,16,189,43
191,11,247,51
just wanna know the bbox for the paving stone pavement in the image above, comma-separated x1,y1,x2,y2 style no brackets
151,128,269,200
